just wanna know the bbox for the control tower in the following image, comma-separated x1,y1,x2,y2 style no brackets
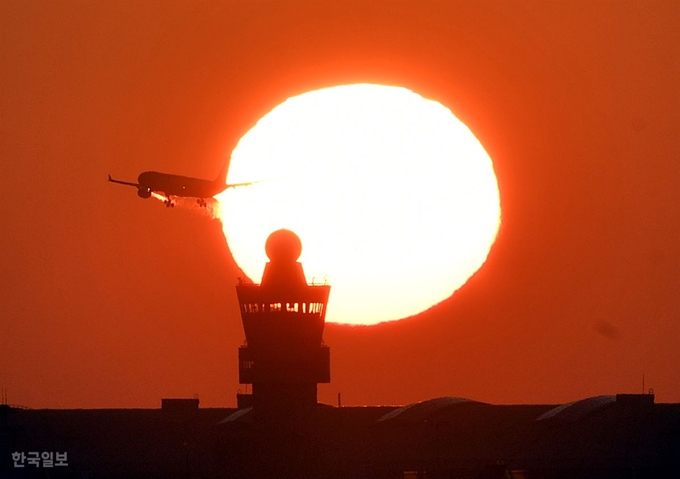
235,229,330,416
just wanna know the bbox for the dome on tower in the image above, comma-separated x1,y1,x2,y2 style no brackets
265,229,302,263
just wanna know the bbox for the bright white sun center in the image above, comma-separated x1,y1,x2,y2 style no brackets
216,84,500,326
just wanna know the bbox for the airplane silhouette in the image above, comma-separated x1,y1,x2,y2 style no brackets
108,162,254,207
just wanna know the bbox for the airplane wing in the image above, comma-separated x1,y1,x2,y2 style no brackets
108,175,140,188
225,180,260,188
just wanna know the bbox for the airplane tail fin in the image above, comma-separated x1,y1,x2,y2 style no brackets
215,158,229,185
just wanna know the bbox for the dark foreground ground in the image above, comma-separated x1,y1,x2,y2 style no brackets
2,393,679,478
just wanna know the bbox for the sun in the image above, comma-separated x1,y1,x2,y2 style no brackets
216,84,500,326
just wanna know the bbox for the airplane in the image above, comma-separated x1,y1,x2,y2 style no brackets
108,161,255,207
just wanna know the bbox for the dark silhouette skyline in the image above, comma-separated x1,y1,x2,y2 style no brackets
2,235,677,478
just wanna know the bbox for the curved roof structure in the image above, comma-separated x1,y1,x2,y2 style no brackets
535,395,616,422
218,407,252,424
378,397,484,423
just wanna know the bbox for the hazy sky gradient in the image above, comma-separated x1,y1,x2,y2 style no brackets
1,1,679,408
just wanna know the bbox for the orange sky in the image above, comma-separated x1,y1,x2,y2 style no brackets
1,1,679,409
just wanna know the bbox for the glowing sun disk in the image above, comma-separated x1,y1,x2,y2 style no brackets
217,84,500,325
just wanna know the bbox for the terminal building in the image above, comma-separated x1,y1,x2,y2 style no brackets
2,230,680,478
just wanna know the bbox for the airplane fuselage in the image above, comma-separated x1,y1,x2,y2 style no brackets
137,171,227,199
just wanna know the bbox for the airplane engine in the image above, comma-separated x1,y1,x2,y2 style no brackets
137,188,151,199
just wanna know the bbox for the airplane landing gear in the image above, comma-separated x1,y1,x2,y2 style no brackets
164,198,175,208
197,198,207,208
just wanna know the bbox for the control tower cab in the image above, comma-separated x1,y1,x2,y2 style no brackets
235,229,330,415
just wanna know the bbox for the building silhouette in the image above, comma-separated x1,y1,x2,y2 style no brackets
234,229,330,417
2,230,680,478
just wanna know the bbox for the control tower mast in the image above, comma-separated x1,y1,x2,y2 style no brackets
235,229,331,416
